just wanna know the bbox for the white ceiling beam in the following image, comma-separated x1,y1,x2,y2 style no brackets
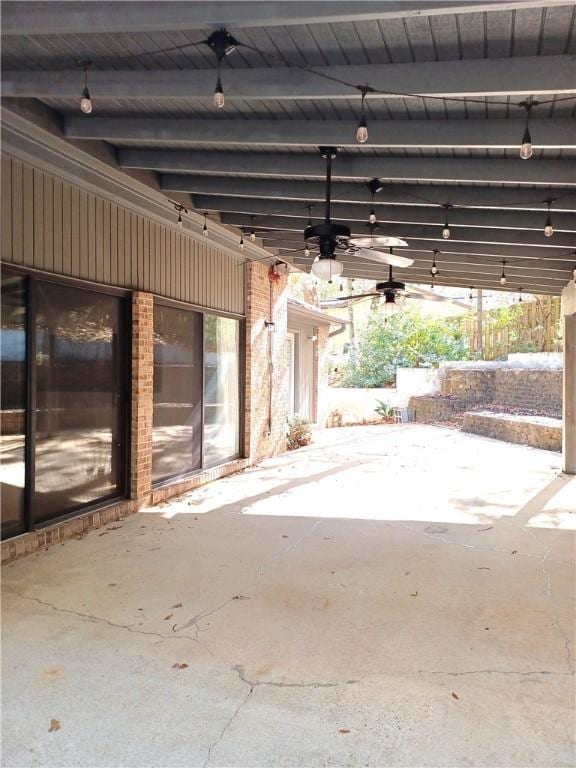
5,56,573,100
65,117,576,150
3,1,568,36
118,148,576,186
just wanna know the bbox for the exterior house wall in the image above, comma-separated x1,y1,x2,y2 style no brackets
1,154,245,316
287,318,316,420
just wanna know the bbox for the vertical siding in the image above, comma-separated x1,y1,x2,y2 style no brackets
2,155,245,316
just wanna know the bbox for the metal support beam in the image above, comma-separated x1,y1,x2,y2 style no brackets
261,237,576,262
64,117,576,151
160,173,576,213
5,56,574,101
189,195,576,232
121,150,576,188
221,214,576,248
3,1,569,36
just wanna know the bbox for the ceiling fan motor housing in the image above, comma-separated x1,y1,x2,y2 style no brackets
376,279,405,293
304,222,351,258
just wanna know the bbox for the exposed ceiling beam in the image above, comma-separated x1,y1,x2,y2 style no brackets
160,173,576,212
64,117,576,151
3,1,568,36
260,237,576,261
190,195,576,232
118,148,576,186
220,214,576,248
6,56,573,101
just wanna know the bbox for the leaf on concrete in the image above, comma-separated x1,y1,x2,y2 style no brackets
163,613,173,621
48,719,61,732
410,591,418,597
338,728,351,734
232,595,250,601
172,663,189,670
171,603,183,609
452,692,460,700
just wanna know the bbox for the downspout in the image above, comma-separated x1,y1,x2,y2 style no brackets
329,322,347,338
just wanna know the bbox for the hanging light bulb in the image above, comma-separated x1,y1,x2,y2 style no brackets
203,212,209,237
80,61,93,114
383,293,401,317
519,99,534,160
174,203,186,227
469,286,474,301
442,204,451,239
304,246,311,257
249,215,256,241
500,260,507,285
518,287,523,303
213,74,225,109
544,200,554,237
339,282,344,292
355,87,369,144
311,257,343,282
239,232,244,251
430,250,439,276
369,208,377,224
177,210,183,227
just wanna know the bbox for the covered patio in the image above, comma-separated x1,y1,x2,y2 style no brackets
2,425,574,767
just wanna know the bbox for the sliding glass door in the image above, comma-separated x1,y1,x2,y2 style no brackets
0,271,128,538
1,274,27,538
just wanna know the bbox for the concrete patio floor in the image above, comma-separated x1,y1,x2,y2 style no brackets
2,424,575,768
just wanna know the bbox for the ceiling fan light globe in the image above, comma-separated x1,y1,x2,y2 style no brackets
311,257,343,282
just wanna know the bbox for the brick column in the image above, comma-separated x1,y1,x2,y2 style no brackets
244,261,288,463
131,291,154,504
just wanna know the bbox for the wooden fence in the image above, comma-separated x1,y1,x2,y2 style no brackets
466,296,563,360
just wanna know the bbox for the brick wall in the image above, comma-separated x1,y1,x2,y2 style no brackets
440,369,495,405
244,261,288,462
492,369,562,414
131,292,154,505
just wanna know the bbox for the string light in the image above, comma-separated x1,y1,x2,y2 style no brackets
518,287,523,303
544,200,554,237
366,179,380,225
355,87,369,144
430,250,439,276
500,260,507,285
206,29,239,110
469,286,474,300
519,98,534,160
249,215,256,241
203,212,209,236
442,204,451,240
213,69,225,109
304,246,311,257
173,202,186,227
239,231,244,250
79,61,93,114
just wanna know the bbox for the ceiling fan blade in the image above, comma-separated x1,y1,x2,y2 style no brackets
402,290,471,309
321,293,379,304
355,248,415,268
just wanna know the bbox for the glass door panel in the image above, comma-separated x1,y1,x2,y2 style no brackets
1,275,27,538
152,305,203,483
33,282,125,525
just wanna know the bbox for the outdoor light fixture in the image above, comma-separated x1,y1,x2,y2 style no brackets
79,61,93,114
544,200,554,237
205,28,239,110
304,246,311,257
469,286,474,300
249,216,256,241
519,99,534,159
442,204,451,239
430,250,439,276
518,287,523,302
239,231,245,250
203,212,209,237
500,260,507,285
264,320,275,331
355,87,370,144
383,292,401,317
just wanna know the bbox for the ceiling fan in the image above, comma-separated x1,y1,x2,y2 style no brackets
320,263,472,315
304,147,414,281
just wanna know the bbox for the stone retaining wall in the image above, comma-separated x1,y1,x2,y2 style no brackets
462,412,562,452
492,369,562,414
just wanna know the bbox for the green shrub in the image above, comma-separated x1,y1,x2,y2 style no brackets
374,400,395,420
286,415,312,450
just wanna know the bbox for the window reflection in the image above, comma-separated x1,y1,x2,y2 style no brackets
33,283,125,524
203,315,240,466
152,305,202,483
1,275,27,538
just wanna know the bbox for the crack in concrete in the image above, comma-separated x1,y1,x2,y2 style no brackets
203,686,254,768
8,590,200,646
257,518,324,578
173,597,239,635
420,669,574,677
538,549,574,673
232,664,359,689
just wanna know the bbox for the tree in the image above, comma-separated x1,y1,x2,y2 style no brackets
340,308,470,388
